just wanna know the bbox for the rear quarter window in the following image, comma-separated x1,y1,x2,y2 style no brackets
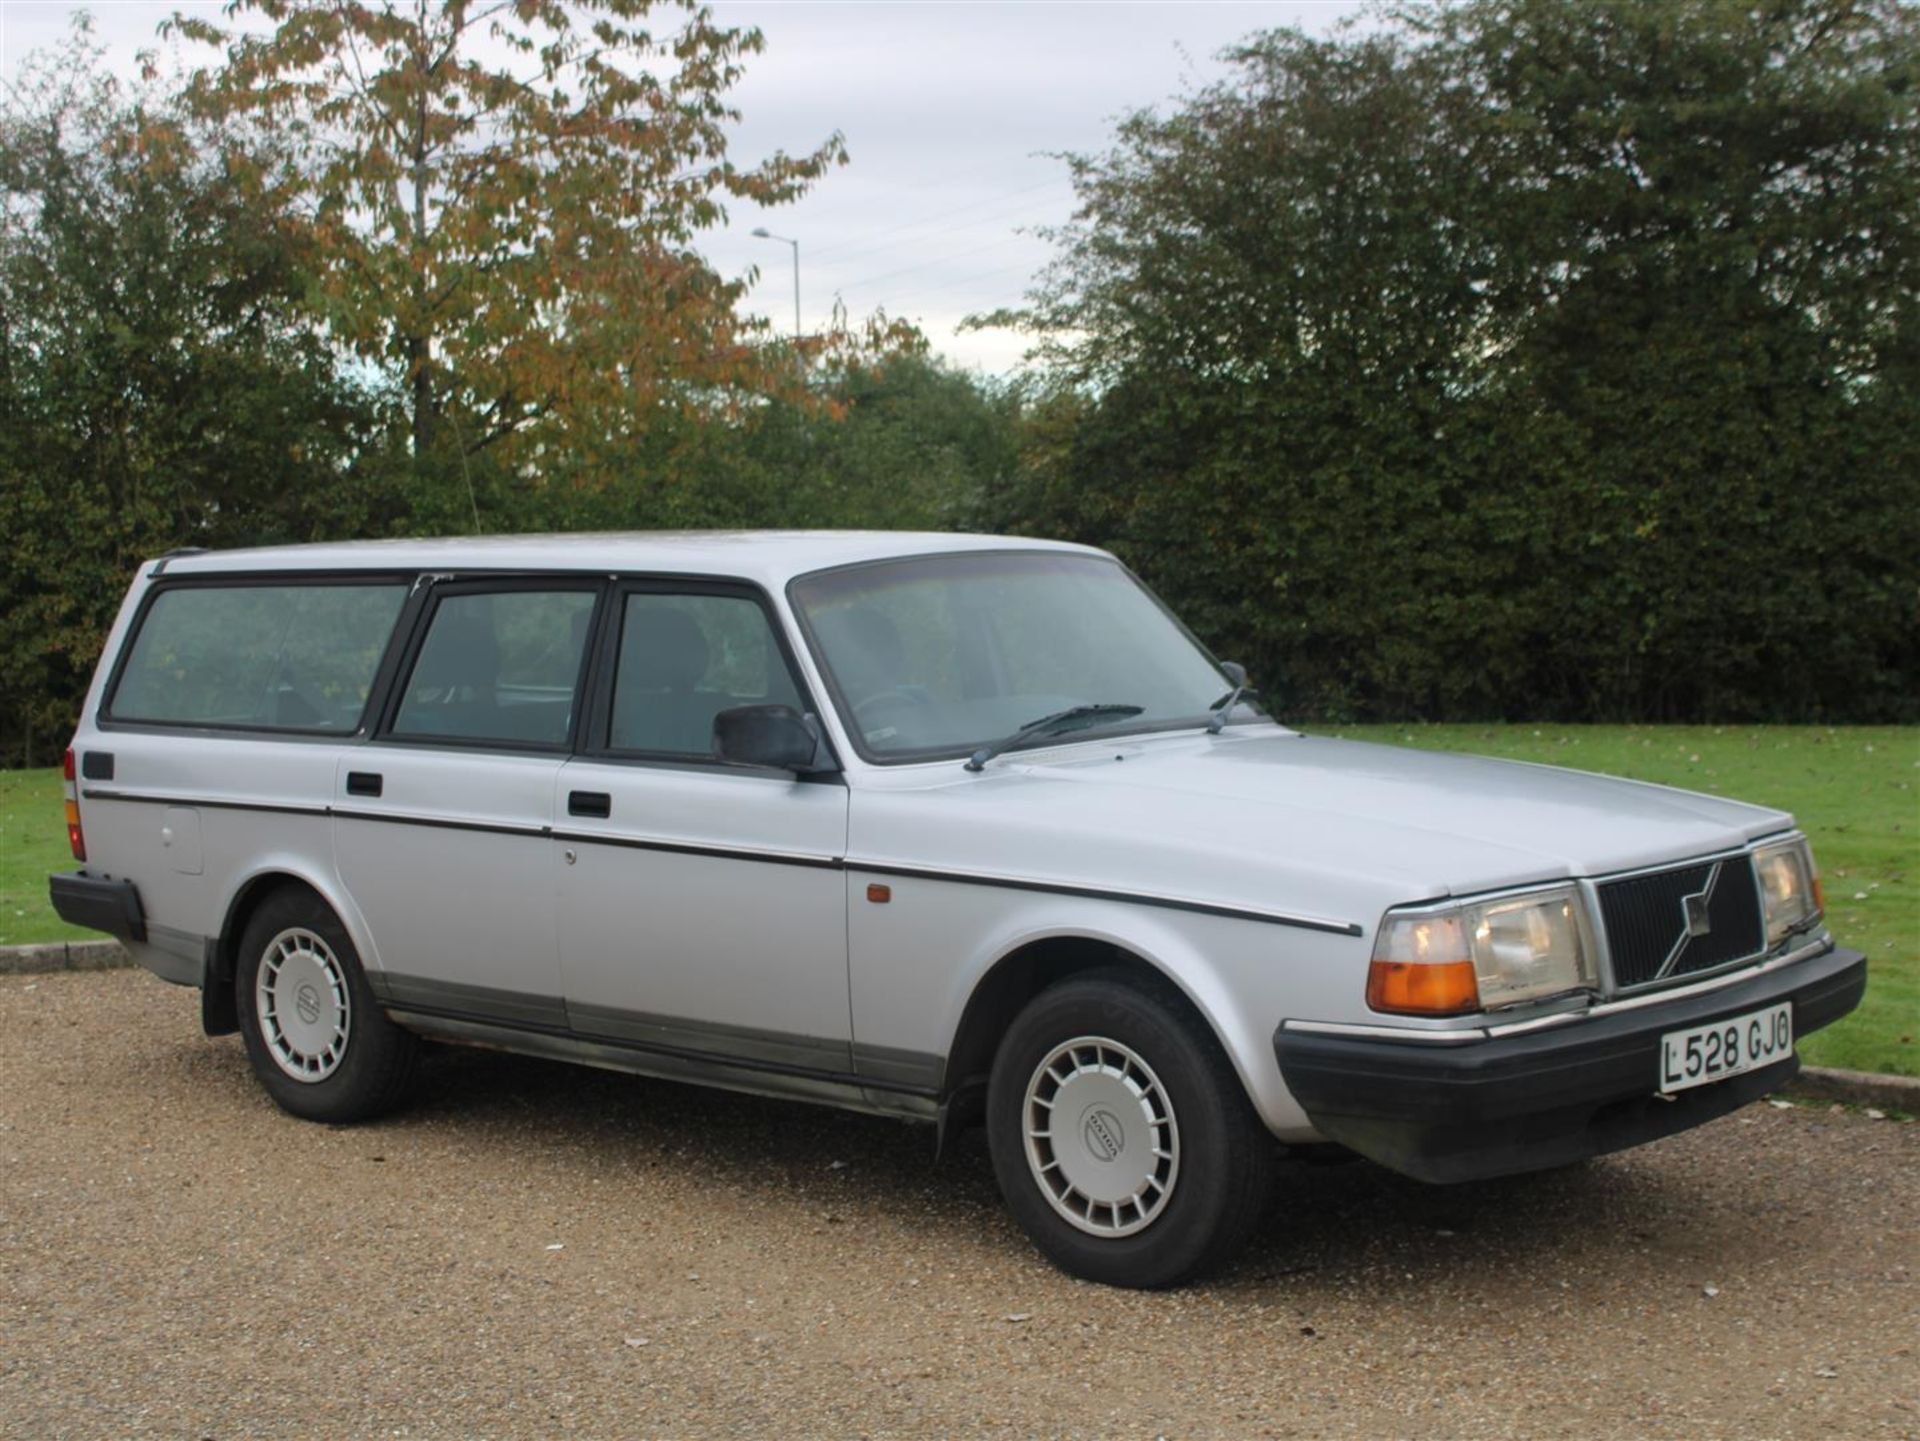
109,582,408,732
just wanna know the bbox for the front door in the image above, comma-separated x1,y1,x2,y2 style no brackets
553,583,852,1076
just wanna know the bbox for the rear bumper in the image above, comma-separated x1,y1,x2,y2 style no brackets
1274,945,1867,1182
48,871,147,945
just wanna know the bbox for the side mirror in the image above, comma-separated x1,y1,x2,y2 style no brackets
1208,659,1264,734
713,704,833,774
1223,658,1281,701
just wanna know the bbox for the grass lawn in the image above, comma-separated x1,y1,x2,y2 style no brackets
0,768,94,947
4,724,1915,1073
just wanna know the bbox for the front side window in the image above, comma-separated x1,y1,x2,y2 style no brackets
391,588,596,747
109,582,407,732
608,592,803,756
789,551,1246,762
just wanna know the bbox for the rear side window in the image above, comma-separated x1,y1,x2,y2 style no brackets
109,582,407,732
390,589,596,748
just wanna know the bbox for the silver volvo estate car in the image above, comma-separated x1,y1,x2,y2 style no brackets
51,532,1866,1287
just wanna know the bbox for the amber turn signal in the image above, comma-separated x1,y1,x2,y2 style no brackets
1366,958,1479,1016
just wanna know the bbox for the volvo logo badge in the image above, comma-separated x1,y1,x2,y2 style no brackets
1656,862,1723,981
1082,1108,1126,1162
294,982,323,1026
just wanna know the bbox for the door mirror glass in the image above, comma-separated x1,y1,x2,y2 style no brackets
713,704,828,773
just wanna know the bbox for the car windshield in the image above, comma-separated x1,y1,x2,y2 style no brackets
789,550,1258,763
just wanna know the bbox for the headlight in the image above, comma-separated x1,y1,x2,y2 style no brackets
1754,837,1823,946
1369,886,1596,1016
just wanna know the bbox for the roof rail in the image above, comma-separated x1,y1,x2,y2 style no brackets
150,546,209,576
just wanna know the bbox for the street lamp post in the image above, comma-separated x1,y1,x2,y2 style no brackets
751,227,801,342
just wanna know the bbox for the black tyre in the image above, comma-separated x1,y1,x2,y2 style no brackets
986,970,1275,1288
234,887,419,1123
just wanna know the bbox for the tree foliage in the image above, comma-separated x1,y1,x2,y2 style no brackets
0,23,393,766
509,341,1016,532
6,0,1914,764
983,0,1919,723
167,0,847,482
0,19,975,765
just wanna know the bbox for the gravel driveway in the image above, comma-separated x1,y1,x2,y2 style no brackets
3,970,1914,1439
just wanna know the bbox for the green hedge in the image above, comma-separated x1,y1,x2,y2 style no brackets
977,0,1920,724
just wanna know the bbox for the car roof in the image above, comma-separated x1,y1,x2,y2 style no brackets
153,531,1106,588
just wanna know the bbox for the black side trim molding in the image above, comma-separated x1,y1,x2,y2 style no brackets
551,828,843,871
849,861,1363,936
75,790,1362,934
82,789,327,819
49,871,147,944
334,807,549,839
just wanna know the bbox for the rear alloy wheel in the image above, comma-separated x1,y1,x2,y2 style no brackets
987,971,1275,1288
235,888,418,1123
255,927,352,1082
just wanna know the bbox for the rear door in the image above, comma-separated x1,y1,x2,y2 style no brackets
553,581,852,1075
334,577,602,1024
85,574,412,972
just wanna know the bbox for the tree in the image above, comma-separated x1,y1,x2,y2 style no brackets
0,22,389,766
517,335,1020,533
737,344,1021,532
168,0,847,508
982,0,1919,723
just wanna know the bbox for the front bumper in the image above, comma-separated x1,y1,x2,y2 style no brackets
1274,945,1867,1183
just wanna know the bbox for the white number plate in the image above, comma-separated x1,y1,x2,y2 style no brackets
1659,1003,1793,1094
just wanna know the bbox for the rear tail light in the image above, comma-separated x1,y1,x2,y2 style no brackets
63,748,86,861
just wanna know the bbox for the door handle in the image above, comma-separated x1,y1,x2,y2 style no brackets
568,790,611,819
346,771,383,798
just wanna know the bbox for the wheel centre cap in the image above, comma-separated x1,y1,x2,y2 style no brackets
1081,1104,1127,1162
1050,1071,1156,1205
273,951,339,1054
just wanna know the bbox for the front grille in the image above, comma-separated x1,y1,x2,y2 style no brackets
1597,856,1766,990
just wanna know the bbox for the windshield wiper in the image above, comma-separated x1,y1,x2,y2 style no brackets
964,704,1145,773
1206,661,1260,734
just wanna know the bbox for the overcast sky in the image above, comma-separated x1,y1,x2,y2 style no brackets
1,1,1362,374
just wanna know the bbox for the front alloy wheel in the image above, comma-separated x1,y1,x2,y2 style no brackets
1023,1036,1180,1237
987,970,1275,1289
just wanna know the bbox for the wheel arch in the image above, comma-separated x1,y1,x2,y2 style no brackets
203,863,370,1037
937,925,1249,1137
